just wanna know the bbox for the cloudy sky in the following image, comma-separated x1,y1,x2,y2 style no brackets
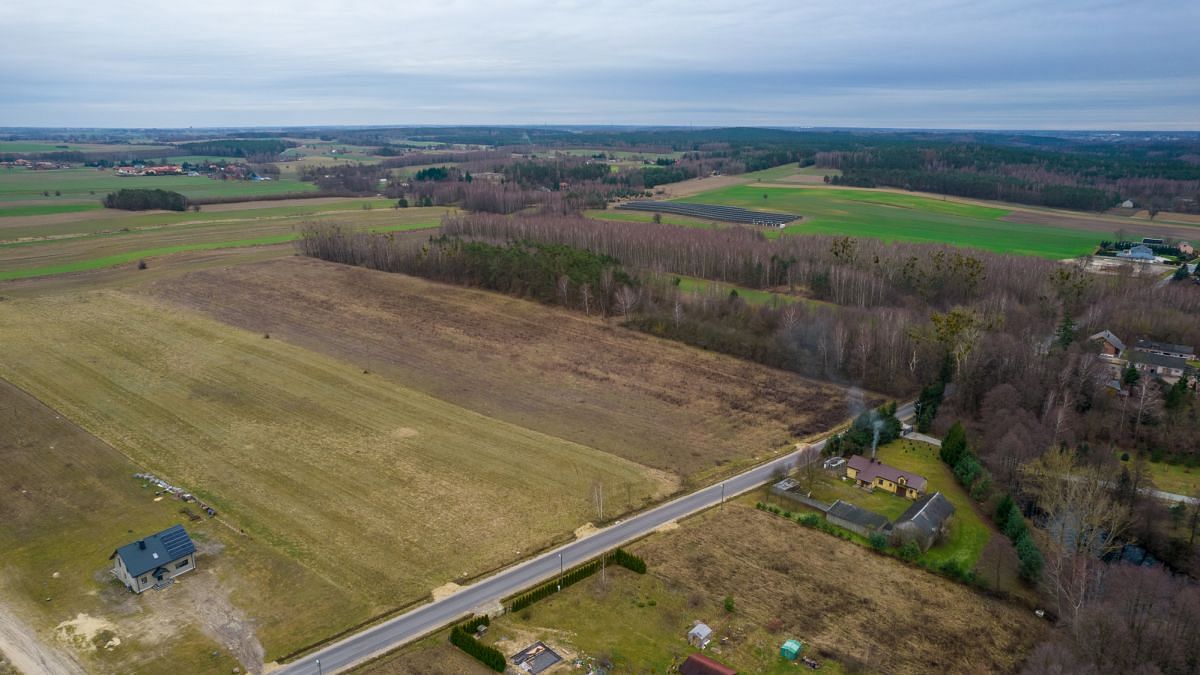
2,0,1197,129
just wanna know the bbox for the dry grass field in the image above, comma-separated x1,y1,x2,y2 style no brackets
494,503,1044,674
148,257,858,482
0,379,365,673
0,291,673,625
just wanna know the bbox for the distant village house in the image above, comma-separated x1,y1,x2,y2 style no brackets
890,492,955,552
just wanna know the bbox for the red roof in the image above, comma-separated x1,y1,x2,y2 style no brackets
680,654,737,675
846,454,927,492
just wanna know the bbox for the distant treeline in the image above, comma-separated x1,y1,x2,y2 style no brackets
177,139,296,159
103,188,188,211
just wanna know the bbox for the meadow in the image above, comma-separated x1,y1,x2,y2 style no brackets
0,201,449,281
0,291,672,631
683,184,1108,258
0,167,316,206
487,503,1043,674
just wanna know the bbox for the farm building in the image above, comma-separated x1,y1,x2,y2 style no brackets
1134,339,1195,360
845,455,927,499
889,492,955,552
680,653,737,675
1180,242,1194,255
1088,330,1126,357
1141,237,1165,246
825,499,889,536
110,524,196,593
1122,199,1135,208
1132,351,1189,384
688,622,714,648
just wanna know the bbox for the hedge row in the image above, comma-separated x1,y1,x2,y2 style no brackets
941,422,1043,583
450,625,505,672
509,548,646,613
755,502,977,584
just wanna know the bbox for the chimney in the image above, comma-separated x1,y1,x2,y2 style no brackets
138,540,146,550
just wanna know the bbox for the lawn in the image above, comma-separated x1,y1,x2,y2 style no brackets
486,504,1042,675
1120,452,1200,497
874,439,994,569
671,274,801,307
0,291,672,629
0,166,316,203
683,184,1107,259
789,471,914,521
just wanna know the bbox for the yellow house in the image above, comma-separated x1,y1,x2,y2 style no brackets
845,455,927,500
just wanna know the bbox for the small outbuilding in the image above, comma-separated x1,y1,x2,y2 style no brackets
825,500,889,537
781,639,803,660
688,622,714,648
680,653,737,675
110,524,196,593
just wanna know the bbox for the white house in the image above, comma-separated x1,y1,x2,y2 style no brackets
1122,199,1135,208
110,525,196,593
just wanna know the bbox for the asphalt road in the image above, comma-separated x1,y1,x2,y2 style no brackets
280,401,914,674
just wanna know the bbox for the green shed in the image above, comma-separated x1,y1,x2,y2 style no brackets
781,639,803,660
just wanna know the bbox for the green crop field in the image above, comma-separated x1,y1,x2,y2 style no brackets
0,141,172,153
683,185,1106,258
0,167,317,203
0,202,102,218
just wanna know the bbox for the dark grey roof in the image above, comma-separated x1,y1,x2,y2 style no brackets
1133,351,1189,370
1135,339,1194,357
894,492,955,535
1088,330,1126,353
112,525,195,577
826,500,889,531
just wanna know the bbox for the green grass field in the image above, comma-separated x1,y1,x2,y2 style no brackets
1120,452,1200,497
0,167,317,203
0,204,448,280
683,185,1106,258
0,141,172,153
0,202,102,218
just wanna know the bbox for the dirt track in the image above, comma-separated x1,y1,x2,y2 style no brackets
0,602,85,675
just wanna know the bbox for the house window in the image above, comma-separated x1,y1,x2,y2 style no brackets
176,559,189,570
140,576,147,584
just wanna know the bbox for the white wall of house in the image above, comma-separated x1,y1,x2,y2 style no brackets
113,553,196,593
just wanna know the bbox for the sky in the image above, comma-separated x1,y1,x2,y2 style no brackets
2,0,1198,130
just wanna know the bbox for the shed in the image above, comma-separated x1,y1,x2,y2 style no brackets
687,622,714,648
680,653,737,675
825,500,889,536
781,639,803,660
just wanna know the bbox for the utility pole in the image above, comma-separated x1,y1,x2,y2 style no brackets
720,482,725,509
316,658,322,675
557,553,563,591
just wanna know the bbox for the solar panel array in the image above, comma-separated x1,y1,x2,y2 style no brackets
617,200,800,226
158,524,196,559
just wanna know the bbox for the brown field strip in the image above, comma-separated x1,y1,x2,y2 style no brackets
147,257,857,482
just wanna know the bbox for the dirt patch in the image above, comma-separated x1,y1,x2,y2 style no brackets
431,583,463,602
355,641,492,675
573,523,599,539
142,570,265,674
146,257,855,481
631,505,1044,674
655,174,749,198
54,613,119,653
653,520,680,533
